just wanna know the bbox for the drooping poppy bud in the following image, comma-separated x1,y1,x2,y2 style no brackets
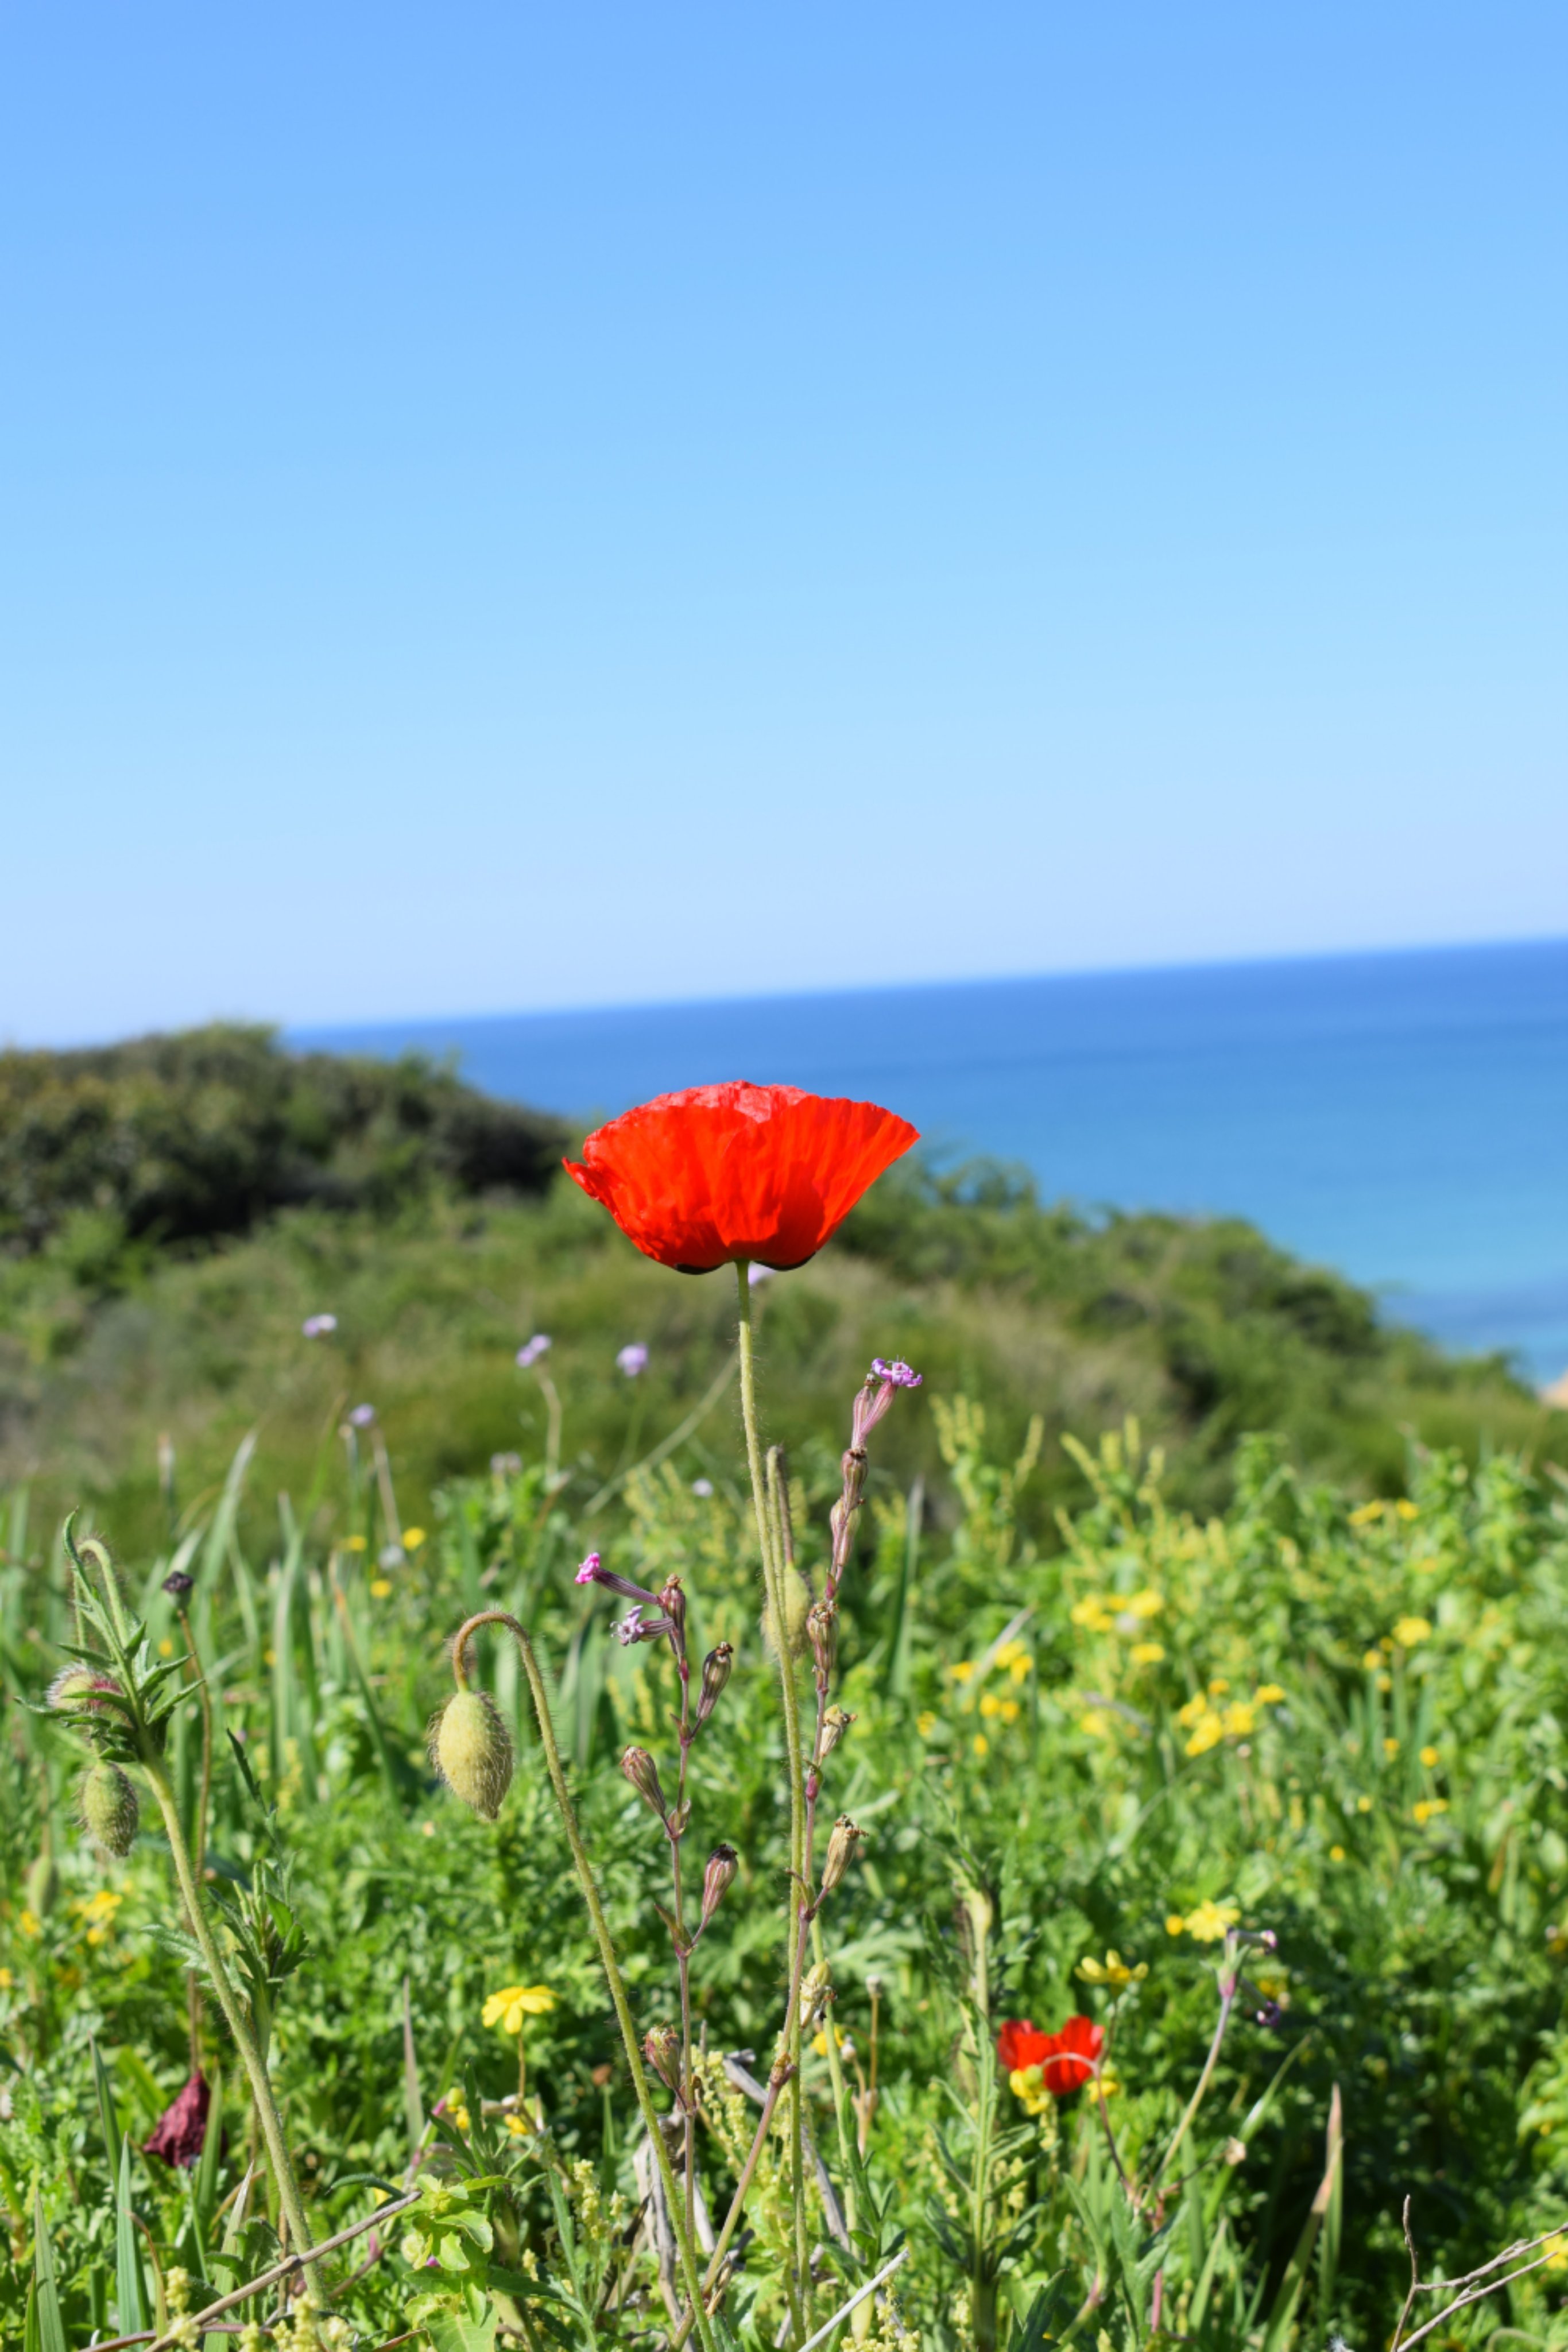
621,1746,668,1820
430,1690,514,1821
818,1816,862,1900
47,1666,121,1716
694,1642,734,1730
145,2073,211,2168
700,1844,738,1931
80,1761,140,1857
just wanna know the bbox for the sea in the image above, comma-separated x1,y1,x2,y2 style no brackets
295,938,1568,1388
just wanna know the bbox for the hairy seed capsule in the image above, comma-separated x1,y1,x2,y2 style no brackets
621,1745,668,1819
644,2025,681,2091
431,1690,514,1821
818,1815,863,1900
700,1843,738,1931
694,1642,734,1730
819,1705,855,1760
81,1761,140,1858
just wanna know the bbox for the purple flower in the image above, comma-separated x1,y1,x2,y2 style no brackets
575,1552,604,1585
349,1403,376,1429
615,1606,676,1646
851,1359,924,1448
516,1334,551,1369
617,1343,649,1378
145,2074,211,2168
1255,2000,1283,2029
747,1263,775,1287
162,1570,195,1599
301,1313,338,1339
870,1359,922,1389
691,1477,714,1498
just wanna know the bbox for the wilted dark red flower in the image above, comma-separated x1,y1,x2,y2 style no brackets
145,2071,210,2168
997,2013,1104,2094
564,1084,919,1274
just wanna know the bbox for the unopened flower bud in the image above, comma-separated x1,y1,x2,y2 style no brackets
657,1577,687,1645
644,2025,681,2091
700,1843,738,1930
621,1745,668,1819
47,1666,121,1716
694,1642,734,1730
430,1689,514,1821
162,1570,195,1598
799,1961,832,2032
80,1761,140,1857
807,1601,837,1684
667,1798,692,1839
819,1706,855,1761
818,1815,862,1900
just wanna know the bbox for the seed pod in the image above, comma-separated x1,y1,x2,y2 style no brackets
644,2024,681,2092
621,1744,668,1820
818,1815,862,1900
798,1960,832,2032
81,1761,140,1858
806,1601,837,1685
47,1666,121,1716
430,1690,514,1821
819,1705,855,1761
694,1642,734,1730
700,1843,738,1931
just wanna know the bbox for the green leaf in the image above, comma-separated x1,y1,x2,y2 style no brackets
194,2065,223,2239
424,2289,498,2352
117,2135,148,2336
31,2188,68,2352
90,2034,121,2179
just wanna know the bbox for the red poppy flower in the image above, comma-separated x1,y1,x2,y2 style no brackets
997,2013,1104,2093
564,1083,919,1274
996,2018,1052,2072
145,2071,211,2168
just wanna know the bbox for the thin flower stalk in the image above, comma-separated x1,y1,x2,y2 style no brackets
450,1610,718,2352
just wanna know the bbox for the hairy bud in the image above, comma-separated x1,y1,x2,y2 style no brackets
644,2025,682,2092
80,1761,140,1857
700,1843,738,1931
806,1601,838,1686
799,1960,833,2032
47,1666,121,1716
430,1690,514,1821
621,1745,668,1820
694,1642,734,1730
819,1706,855,1761
819,1815,863,1900
162,1570,195,1599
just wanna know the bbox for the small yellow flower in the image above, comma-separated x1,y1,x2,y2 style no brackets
369,1578,393,1599
1329,1844,1346,1862
812,2023,854,2058
1207,1677,1231,1696
1070,1597,1109,1628
75,1890,123,1927
1130,1641,1166,1665
979,1692,1002,1719
1222,1703,1256,1739
1393,1616,1432,1648
483,1983,557,2034
0,1967,13,1989
1395,1499,1419,1522
1384,1738,1400,1758
1412,1799,1449,1825
917,1711,938,1737
1090,2061,1121,2104
1176,1693,1210,1728
996,1639,1030,1672
344,1534,367,1552
1165,1913,1186,1936
1357,1794,1373,1813
1077,1949,1148,1990
1078,1711,1115,1741
19,1910,41,1939
402,1526,427,1549
1255,1684,1286,1704
973,1733,989,1758
1008,2063,1050,2117
1419,1745,1440,1767
950,1660,975,1681
158,1637,174,1658
999,1698,1021,1724
1361,1648,1384,1670
1544,2234,1568,2273
504,2113,532,2137
1182,1898,1240,1944
1349,1499,1384,1526
446,2096,471,2133
1184,1712,1225,1757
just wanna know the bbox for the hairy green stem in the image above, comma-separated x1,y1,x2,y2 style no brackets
1156,1954,1238,2185
142,1761,318,2297
451,1611,717,2352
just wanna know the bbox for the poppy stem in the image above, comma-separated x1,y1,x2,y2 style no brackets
735,1260,811,2302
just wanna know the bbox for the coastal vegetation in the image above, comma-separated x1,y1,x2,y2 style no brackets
3,1042,1566,2351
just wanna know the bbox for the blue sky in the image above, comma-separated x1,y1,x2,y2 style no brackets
2,2,1563,1042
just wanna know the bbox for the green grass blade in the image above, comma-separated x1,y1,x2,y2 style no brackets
402,1976,425,2169
195,2065,223,2241
1316,2083,1344,2324
31,2187,68,2352
117,2134,148,2335
90,2033,121,2178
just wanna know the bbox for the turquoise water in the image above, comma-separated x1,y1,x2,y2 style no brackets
296,939,1568,1386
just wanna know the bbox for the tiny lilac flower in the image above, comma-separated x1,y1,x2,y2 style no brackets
617,1343,649,1378
852,1358,924,1448
870,1359,922,1389
691,1477,714,1498
1256,1999,1283,2029
349,1403,376,1429
516,1334,551,1369
747,1262,775,1286
575,1553,603,1586
491,1451,522,1476
302,1313,338,1339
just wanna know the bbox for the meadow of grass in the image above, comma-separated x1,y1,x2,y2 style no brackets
5,1037,1568,2352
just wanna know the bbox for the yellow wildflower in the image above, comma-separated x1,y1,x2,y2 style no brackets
1255,1684,1286,1704
1184,1712,1225,1757
1182,1899,1240,1944
1070,1597,1115,1632
1384,1738,1400,1758
973,1734,989,1758
1165,1913,1186,1936
1349,1500,1383,1526
1078,1711,1115,1741
917,1711,938,1737
1362,1649,1384,1670
1419,1745,1439,1767
1222,1703,1256,1739
950,1661,975,1682
1357,1795,1373,1812
812,2024,854,2058
1544,2235,1568,2273
1207,1678,1231,1696
1077,1949,1148,1990
979,1692,1001,1718
445,2096,471,2133
369,1579,393,1599
75,1890,123,1927
1395,1499,1419,1521
344,1534,367,1552
483,1983,557,2034
504,2113,532,2138
1412,1799,1449,1825
20,1910,41,1939
402,1526,427,1549
1329,1844,1346,1861
158,1638,174,1658
999,1698,1021,1724
1176,1693,1210,1728
1130,1641,1166,1665
1393,1616,1432,1648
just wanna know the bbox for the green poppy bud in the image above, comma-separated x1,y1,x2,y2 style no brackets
47,1666,121,1715
80,1761,140,1858
430,1690,514,1821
